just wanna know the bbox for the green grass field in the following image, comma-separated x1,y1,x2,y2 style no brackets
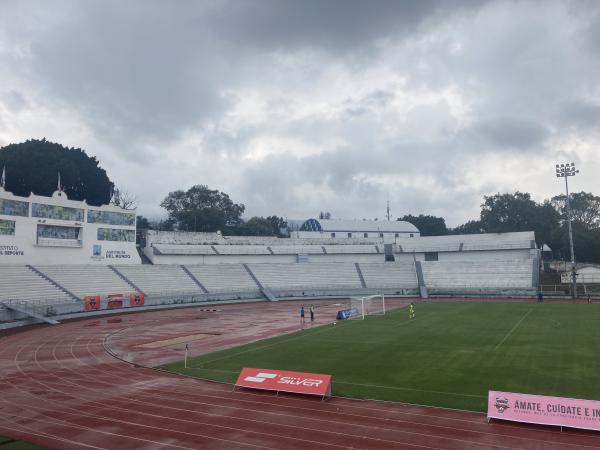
161,302,600,412
0,437,47,449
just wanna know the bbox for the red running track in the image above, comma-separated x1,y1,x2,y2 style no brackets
1,298,600,449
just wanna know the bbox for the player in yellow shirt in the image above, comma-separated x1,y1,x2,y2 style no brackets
409,302,415,319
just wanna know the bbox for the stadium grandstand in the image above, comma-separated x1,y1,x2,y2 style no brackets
1,186,540,327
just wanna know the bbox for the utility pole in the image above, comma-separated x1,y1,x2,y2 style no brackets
555,162,579,298
386,199,391,221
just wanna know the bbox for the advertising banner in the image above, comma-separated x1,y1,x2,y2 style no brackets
336,308,359,320
129,292,145,307
235,367,332,399
107,294,124,309
488,390,600,431
83,295,101,311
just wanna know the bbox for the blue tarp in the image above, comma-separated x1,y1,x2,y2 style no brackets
336,307,360,320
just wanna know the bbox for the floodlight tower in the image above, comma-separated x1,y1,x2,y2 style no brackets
555,162,579,298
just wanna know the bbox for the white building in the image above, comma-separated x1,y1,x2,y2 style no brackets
0,186,140,265
292,218,420,240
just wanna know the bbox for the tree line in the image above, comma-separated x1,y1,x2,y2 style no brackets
2,139,598,263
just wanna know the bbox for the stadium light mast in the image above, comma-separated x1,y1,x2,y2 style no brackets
555,162,579,298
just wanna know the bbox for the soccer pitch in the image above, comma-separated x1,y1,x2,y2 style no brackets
161,302,600,412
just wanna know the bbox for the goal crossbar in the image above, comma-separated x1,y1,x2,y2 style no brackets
349,294,386,320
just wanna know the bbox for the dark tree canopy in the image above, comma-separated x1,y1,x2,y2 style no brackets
397,214,448,236
136,216,151,230
551,191,600,230
0,139,113,206
225,215,288,237
479,192,559,246
160,185,245,232
449,220,484,235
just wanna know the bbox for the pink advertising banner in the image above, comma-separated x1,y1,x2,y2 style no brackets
488,390,600,431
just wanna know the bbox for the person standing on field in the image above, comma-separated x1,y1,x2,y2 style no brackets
300,305,305,326
409,302,415,319
310,304,315,324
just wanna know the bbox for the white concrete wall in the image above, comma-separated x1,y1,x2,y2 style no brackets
150,253,297,265
146,248,532,265
295,230,418,240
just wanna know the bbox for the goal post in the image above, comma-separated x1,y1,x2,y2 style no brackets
349,294,385,320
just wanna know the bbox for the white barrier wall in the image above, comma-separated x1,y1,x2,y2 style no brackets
0,188,140,265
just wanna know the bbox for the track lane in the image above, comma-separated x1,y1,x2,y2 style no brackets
2,299,600,449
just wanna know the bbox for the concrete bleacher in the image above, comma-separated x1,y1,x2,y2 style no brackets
185,264,259,292
421,259,534,289
269,245,324,254
0,266,75,305
153,244,215,255
248,262,363,290
359,262,418,289
399,232,535,253
36,265,135,298
114,265,201,294
215,245,271,255
323,245,377,254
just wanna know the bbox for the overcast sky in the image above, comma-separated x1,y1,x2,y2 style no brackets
0,0,598,226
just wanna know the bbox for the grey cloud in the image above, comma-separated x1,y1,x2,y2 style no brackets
558,99,600,130
469,118,550,150
1,91,28,112
1,0,599,225
207,0,461,53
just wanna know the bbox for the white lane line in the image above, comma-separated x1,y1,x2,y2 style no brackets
494,309,533,351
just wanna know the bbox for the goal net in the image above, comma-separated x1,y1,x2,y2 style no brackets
349,294,386,320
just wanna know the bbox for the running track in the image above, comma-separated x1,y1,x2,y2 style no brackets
1,299,600,449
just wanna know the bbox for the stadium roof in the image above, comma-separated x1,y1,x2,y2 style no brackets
300,218,419,233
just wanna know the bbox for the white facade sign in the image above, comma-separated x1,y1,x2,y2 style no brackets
0,187,140,265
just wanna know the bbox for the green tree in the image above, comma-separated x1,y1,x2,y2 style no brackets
136,216,151,230
160,185,245,232
267,215,287,236
398,214,448,236
449,220,484,235
480,192,559,246
551,191,600,230
225,215,287,236
0,138,113,206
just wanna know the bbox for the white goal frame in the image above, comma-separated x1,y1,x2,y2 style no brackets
349,294,386,320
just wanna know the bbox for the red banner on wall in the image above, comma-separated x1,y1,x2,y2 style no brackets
83,295,101,311
129,292,145,307
488,390,600,432
235,367,332,399
107,294,124,309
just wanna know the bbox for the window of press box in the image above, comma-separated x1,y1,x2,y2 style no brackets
0,219,16,235
37,224,80,240
88,209,135,226
32,203,84,222
97,228,135,242
0,198,29,217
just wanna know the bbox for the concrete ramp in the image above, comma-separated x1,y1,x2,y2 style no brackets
1,303,60,325
414,261,429,299
261,287,278,301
